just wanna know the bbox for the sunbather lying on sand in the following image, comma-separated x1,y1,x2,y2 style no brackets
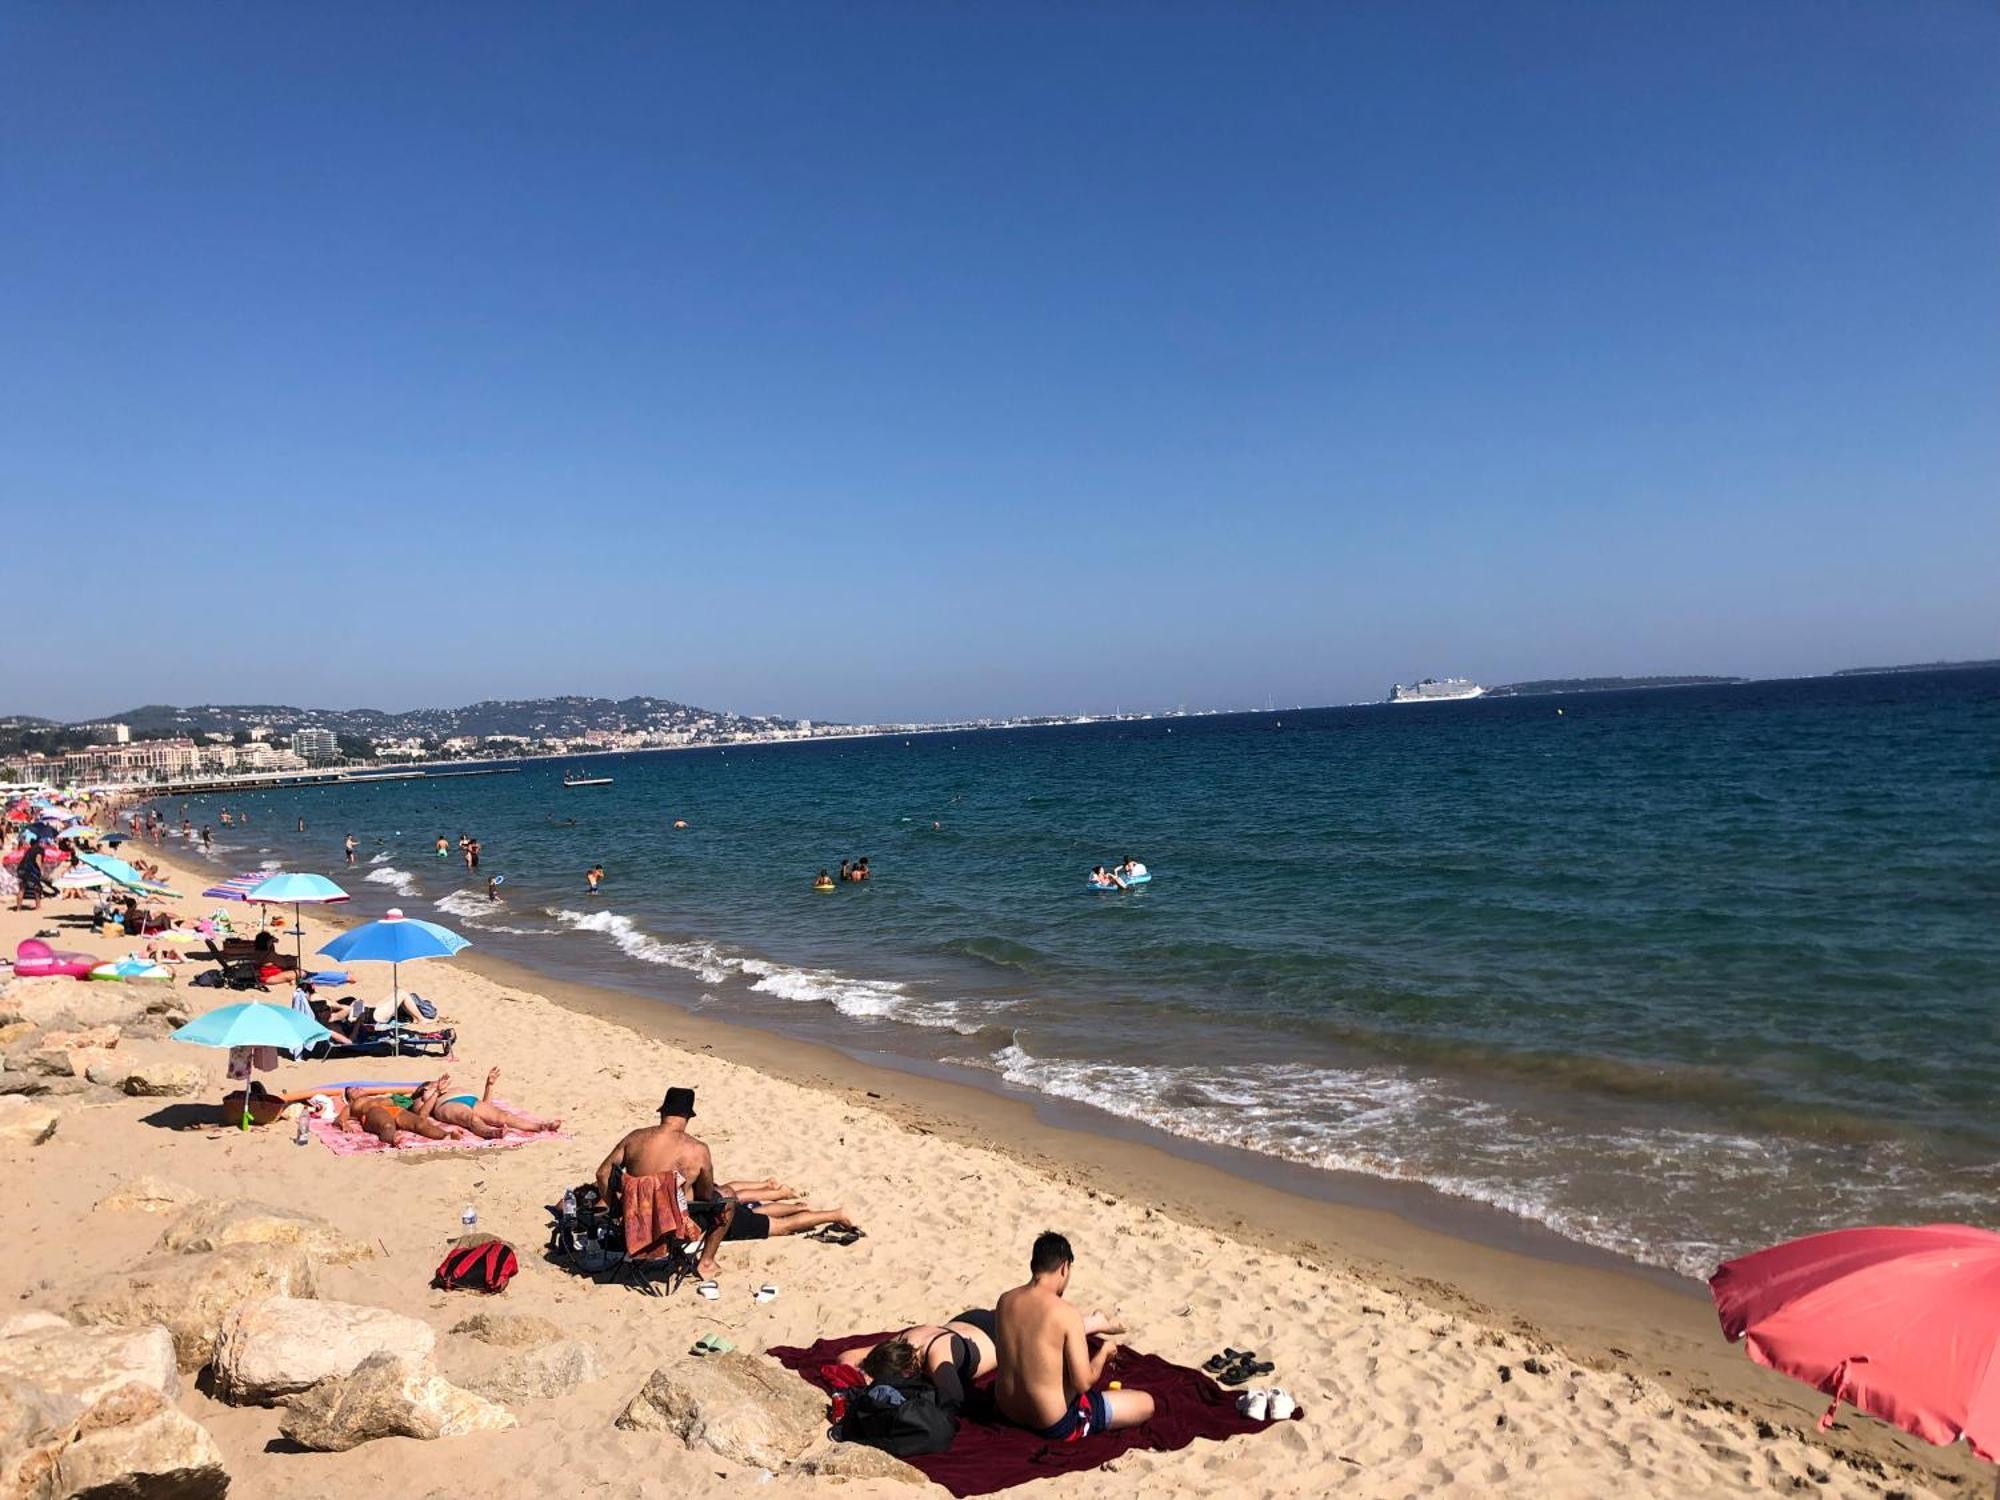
423,1068,562,1138
837,1306,1126,1405
335,1081,465,1146
699,1182,861,1244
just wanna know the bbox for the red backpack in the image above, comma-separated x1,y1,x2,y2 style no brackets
433,1239,519,1294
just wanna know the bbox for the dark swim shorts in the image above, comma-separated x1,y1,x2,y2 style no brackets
1037,1390,1111,1443
721,1207,770,1242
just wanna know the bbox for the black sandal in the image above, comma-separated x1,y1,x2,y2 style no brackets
1203,1348,1253,1373
1220,1357,1274,1386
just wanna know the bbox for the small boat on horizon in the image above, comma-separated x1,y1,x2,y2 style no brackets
562,770,614,787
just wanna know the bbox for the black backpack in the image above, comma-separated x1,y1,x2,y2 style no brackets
836,1379,959,1457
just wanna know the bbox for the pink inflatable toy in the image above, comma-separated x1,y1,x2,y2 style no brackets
12,938,99,979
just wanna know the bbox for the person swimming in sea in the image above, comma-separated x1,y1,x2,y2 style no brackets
585,864,605,895
813,868,836,891
1088,865,1128,891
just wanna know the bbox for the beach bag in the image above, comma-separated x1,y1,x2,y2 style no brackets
432,1238,519,1294
836,1379,959,1457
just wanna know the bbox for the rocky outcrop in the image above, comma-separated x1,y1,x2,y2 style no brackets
0,1321,177,1408
277,1352,515,1452
5,986,145,1031
614,1352,824,1470
448,1311,563,1349
438,1334,599,1402
83,1058,207,1097
96,1177,211,1216
790,1437,930,1483
70,1247,320,1371
156,1200,374,1265
211,1297,434,1405
0,1095,60,1145
0,1319,216,1497
13,1381,229,1500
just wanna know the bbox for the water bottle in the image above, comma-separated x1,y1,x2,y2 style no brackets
460,1204,477,1230
293,1113,310,1146
560,1187,577,1223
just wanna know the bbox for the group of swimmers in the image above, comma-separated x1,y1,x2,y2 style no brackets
1087,856,1148,891
813,856,872,890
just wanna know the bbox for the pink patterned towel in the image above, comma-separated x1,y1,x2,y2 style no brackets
308,1101,568,1156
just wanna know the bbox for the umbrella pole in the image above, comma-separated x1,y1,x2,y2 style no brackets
392,960,401,1057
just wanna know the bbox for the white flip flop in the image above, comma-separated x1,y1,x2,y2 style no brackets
754,1283,779,1303
695,1280,721,1301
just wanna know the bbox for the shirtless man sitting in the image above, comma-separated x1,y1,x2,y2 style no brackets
594,1086,733,1281
838,1304,1124,1406
425,1068,562,1138
993,1231,1153,1443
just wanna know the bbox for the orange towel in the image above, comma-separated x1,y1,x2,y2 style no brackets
622,1171,697,1260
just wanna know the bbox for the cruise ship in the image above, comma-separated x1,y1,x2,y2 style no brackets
1388,677,1485,703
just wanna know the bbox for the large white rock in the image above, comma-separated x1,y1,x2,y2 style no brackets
615,1352,824,1470
0,1322,178,1408
212,1297,435,1405
156,1198,374,1265
278,1351,516,1452
70,1246,321,1371
33,1382,228,1500
95,1176,212,1216
0,1095,59,1145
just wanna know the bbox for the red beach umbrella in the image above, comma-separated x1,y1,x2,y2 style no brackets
1711,1224,2000,1473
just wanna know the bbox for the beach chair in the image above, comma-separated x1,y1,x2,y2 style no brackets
198,941,268,992
612,1171,726,1297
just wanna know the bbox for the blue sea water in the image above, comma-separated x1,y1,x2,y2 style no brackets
184,669,2000,1278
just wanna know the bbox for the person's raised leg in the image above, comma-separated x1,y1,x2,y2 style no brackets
1100,1388,1154,1431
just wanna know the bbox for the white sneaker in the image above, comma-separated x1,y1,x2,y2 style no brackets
1237,1389,1270,1421
1267,1388,1296,1420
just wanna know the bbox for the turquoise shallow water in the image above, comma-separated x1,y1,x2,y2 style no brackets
185,668,2000,1278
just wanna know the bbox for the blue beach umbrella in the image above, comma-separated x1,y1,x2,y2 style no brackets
78,851,176,896
247,871,349,972
318,908,468,1052
172,1002,333,1129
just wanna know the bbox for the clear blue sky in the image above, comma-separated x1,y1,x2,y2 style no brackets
2,2,1994,723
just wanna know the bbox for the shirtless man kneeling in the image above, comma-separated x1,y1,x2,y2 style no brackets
993,1230,1153,1442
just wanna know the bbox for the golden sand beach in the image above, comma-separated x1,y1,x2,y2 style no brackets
1,830,1983,1498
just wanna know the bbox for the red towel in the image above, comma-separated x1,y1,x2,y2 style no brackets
769,1333,1299,1496
621,1171,696,1260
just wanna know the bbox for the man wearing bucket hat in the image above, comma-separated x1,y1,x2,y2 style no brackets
595,1085,735,1280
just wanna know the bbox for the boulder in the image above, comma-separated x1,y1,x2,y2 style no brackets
278,1352,515,1452
0,1095,60,1145
120,1061,208,1097
437,1335,599,1402
34,1382,228,1500
71,1246,320,1371
157,1199,374,1265
31,1027,120,1078
0,1071,89,1100
96,1177,211,1216
7,987,145,1030
0,1313,72,1339
211,1297,434,1405
0,1322,178,1407
790,1437,931,1483
614,1352,824,1470
0,1020,37,1049
448,1312,563,1349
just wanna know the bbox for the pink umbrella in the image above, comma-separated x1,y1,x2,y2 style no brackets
1711,1224,2000,1486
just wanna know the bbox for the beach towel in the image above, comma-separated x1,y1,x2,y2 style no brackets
622,1170,698,1260
308,1104,567,1157
769,1334,1299,1497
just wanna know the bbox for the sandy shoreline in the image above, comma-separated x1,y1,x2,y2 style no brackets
2,831,1982,1497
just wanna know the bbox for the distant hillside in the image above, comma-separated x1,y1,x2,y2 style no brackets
1832,659,2000,677
1486,676,1744,698
79,696,812,741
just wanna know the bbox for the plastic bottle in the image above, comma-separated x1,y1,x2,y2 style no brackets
460,1204,477,1229
561,1188,577,1222
293,1113,310,1146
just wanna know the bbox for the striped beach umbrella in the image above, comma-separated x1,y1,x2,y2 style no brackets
202,872,275,902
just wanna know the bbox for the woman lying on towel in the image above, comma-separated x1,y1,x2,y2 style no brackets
334,1081,467,1146
837,1307,1127,1408
422,1067,562,1138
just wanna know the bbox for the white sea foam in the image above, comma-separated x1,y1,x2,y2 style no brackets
553,909,735,985
258,859,282,871
364,865,420,898
736,958,978,1031
369,849,393,864
979,1043,1802,1280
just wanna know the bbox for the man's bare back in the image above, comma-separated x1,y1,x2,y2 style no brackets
994,1282,1090,1429
594,1090,733,1279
